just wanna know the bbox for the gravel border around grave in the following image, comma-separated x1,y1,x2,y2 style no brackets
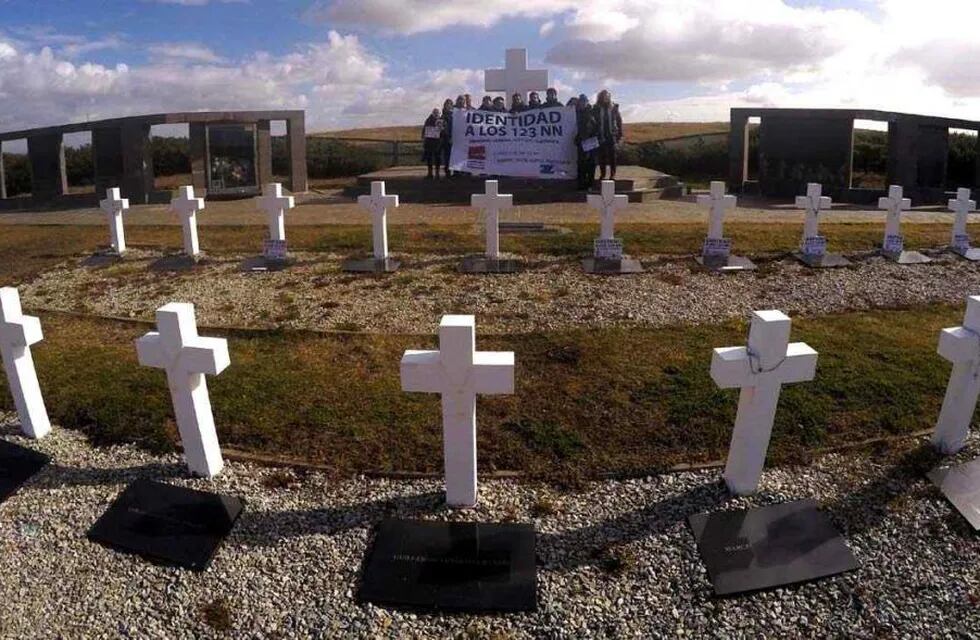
15,249,980,335
2,411,979,638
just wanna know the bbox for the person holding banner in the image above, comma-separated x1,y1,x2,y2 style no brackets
544,88,562,108
479,96,493,110
527,92,543,110
509,93,527,114
492,97,507,112
594,90,624,181
440,99,454,177
575,96,598,190
422,108,444,179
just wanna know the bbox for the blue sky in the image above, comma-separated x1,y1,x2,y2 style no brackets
1,0,979,136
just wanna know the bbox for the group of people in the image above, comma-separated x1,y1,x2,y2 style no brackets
421,88,623,188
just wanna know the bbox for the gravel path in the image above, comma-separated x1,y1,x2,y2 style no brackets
17,248,980,334
2,412,979,638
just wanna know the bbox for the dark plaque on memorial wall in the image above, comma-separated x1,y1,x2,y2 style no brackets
0,440,50,504
688,499,858,596
359,519,537,612
88,479,244,571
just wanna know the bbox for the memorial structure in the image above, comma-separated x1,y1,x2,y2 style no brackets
0,110,307,210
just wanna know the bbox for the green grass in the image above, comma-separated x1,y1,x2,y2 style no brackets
0,221,973,286
0,306,963,480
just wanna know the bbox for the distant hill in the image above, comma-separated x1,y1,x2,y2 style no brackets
313,122,730,144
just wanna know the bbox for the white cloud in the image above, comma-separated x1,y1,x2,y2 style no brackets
146,42,226,64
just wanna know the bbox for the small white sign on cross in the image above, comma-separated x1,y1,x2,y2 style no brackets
484,48,548,109
358,181,399,261
255,182,295,244
136,303,230,477
588,180,629,242
878,184,911,253
0,287,50,439
948,188,977,251
170,186,206,257
933,296,980,454
711,310,818,495
795,182,832,253
99,187,129,254
471,180,513,260
401,315,515,507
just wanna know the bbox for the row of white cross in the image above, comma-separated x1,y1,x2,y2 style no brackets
5,286,980,504
99,179,978,265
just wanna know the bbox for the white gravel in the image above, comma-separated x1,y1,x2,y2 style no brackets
2,411,979,638
15,248,980,334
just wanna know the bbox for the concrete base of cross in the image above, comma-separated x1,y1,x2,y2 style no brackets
882,249,932,265
460,256,524,274
342,257,401,273
793,252,852,268
582,256,644,274
696,254,757,272
950,246,980,262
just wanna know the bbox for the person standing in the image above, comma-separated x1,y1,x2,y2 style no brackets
510,93,527,114
422,108,443,179
575,96,598,189
492,97,507,112
463,94,474,110
593,89,623,180
544,87,562,108
479,96,494,110
440,99,454,178
527,92,543,110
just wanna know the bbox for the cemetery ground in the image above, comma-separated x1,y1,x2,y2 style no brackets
2,194,980,635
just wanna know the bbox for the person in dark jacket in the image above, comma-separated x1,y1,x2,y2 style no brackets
454,95,466,110
575,95,598,189
543,87,562,108
422,108,444,179
593,89,623,180
464,94,474,110
509,93,526,114
492,97,507,112
527,92,543,109
479,96,493,110
440,99,454,177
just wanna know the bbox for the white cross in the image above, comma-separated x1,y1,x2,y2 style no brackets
878,184,911,251
697,181,737,240
933,296,980,454
795,182,832,242
471,180,514,259
948,187,977,248
170,186,206,257
710,310,818,495
255,182,294,243
0,288,50,439
484,48,548,109
357,181,398,261
136,303,230,478
401,315,515,507
588,180,629,241
99,187,129,254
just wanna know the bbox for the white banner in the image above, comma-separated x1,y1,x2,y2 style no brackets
449,107,577,179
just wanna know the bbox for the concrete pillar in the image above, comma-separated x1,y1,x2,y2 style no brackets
0,142,6,200
727,111,749,192
286,115,308,193
120,122,154,205
27,133,67,201
256,119,273,186
92,127,124,196
916,125,948,189
887,118,918,190
189,123,207,191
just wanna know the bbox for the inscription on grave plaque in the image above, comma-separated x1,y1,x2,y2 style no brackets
884,234,905,254
594,238,624,260
703,237,732,257
802,236,827,257
263,239,288,261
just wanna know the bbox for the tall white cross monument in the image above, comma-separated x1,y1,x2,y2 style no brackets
0,288,51,439
879,184,911,254
401,315,515,507
99,187,129,254
484,48,548,109
796,182,832,256
136,303,230,478
255,182,295,244
697,181,737,260
711,310,818,495
948,187,977,254
471,180,513,260
171,186,206,257
932,296,980,454
589,180,629,243
358,181,399,262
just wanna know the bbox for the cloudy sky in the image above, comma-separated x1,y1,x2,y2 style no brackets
1,0,979,136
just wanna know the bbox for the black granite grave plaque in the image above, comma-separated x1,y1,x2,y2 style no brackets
88,479,244,571
929,458,980,530
0,440,50,504
359,519,536,612
688,499,858,596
